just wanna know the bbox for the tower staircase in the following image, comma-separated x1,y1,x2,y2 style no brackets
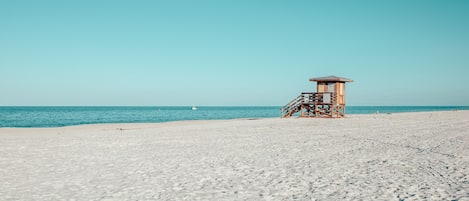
281,92,344,118
281,93,308,118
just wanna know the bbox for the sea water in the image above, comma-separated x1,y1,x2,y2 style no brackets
0,106,467,128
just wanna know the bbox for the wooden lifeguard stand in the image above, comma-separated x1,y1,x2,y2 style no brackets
281,76,353,118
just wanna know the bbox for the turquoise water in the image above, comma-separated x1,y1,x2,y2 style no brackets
0,106,467,128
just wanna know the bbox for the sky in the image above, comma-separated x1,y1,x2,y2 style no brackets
1,0,468,106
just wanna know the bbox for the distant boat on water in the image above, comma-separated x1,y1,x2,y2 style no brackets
192,105,197,110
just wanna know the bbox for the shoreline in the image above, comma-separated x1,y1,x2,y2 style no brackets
1,106,468,128
1,110,468,200
0,109,466,129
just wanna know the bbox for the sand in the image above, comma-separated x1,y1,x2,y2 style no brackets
0,111,468,200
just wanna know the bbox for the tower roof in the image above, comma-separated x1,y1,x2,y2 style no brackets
309,75,353,82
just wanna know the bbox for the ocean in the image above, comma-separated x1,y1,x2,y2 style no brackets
0,106,467,128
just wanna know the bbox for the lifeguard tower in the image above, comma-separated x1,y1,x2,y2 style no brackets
281,76,353,118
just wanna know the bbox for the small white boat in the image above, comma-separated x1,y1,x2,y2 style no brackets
192,105,197,110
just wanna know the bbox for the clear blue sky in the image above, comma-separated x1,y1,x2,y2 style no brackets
1,0,468,106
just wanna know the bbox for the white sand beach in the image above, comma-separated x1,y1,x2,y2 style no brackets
1,111,468,200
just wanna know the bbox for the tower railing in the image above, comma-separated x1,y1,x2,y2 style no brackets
281,92,339,118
